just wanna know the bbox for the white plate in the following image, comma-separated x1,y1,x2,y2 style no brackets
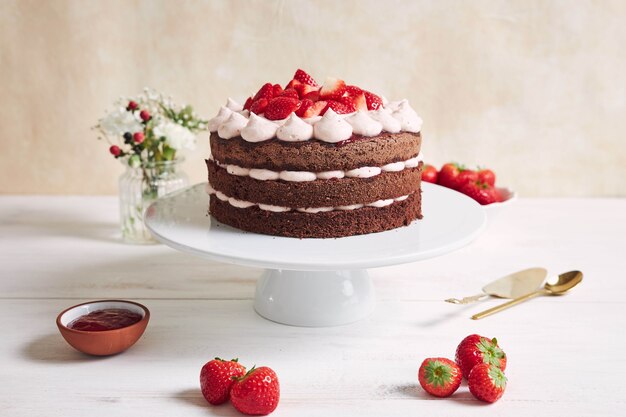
145,182,486,271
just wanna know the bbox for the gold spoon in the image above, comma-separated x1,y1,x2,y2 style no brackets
471,270,583,320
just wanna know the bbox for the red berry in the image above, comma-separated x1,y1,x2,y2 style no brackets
295,99,314,117
455,334,507,378
364,91,383,110
301,100,327,118
132,132,144,144
280,88,299,100
253,83,274,101
477,168,496,186
457,168,478,187
200,358,246,405
303,90,320,102
243,96,254,111
230,366,280,415
459,181,500,205
250,98,269,115
344,85,363,97
325,100,354,115
285,79,302,90
352,93,368,112
139,110,151,122
293,69,319,87
294,83,320,99
468,363,507,403
272,84,283,98
337,96,357,113
418,357,463,398
421,164,438,183
127,100,138,111
264,97,299,120
109,145,121,157
437,163,462,190
320,77,347,100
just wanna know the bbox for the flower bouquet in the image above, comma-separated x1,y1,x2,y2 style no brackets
95,88,207,243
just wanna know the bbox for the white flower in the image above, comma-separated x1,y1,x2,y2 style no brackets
99,108,143,137
153,121,196,150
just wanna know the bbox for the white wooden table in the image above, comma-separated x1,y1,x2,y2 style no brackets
1,195,625,416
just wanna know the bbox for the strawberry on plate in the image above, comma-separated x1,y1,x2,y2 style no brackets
468,363,507,403
200,357,246,405
477,168,496,186
455,334,507,378
230,366,280,415
437,163,461,190
320,77,347,100
418,357,462,397
264,97,299,120
421,164,438,183
457,168,478,187
458,181,499,205
293,69,318,87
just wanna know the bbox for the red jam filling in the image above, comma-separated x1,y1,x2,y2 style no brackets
67,308,142,331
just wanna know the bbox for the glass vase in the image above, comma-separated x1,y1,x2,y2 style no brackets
118,158,189,244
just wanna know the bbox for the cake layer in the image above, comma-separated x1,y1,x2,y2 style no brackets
210,131,421,172
209,191,423,239
207,159,423,208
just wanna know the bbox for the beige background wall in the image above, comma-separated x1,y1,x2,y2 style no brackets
1,0,625,196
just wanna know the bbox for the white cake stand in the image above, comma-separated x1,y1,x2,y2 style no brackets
145,182,486,327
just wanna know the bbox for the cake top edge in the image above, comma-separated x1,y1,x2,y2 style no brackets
208,69,423,144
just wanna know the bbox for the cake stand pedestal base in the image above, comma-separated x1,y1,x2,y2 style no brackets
254,269,374,327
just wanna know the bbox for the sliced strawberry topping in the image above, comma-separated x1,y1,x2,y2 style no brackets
296,99,314,117
250,98,269,115
302,100,327,118
320,77,347,100
353,92,368,111
280,88,299,100
243,96,253,111
325,100,354,115
253,83,274,101
364,91,383,110
272,84,283,97
285,79,302,90
294,83,320,99
338,96,357,113
303,90,320,102
344,85,363,97
294,69,319,87
265,97,299,120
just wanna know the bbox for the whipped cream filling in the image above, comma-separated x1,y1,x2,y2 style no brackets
209,99,422,143
210,153,423,182
206,183,412,213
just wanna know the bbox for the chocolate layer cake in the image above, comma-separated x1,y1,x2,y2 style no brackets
205,70,424,238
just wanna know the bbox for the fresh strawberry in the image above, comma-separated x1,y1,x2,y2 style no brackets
418,357,462,398
352,93,368,111
264,97,299,120
285,79,302,90
344,85,363,97
325,100,354,114
455,334,507,378
230,366,280,415
243,96,254,111
364,91,383,110
457,168,478,187
272,84,283,97
301,100,327,118
459,181,499,205
468,363,507,403
421,164,438,183
320,77,346,100
338,96,357,113
437,163,462,190
303,90,320,102
280,88,299,100
199,357,246,405
295,99,314,117
294,83,320,99
293,69,319,87
250,98,269,115
477,168,496,186
253,83,274,101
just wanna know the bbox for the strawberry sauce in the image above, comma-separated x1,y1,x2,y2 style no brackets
68,308,142,331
